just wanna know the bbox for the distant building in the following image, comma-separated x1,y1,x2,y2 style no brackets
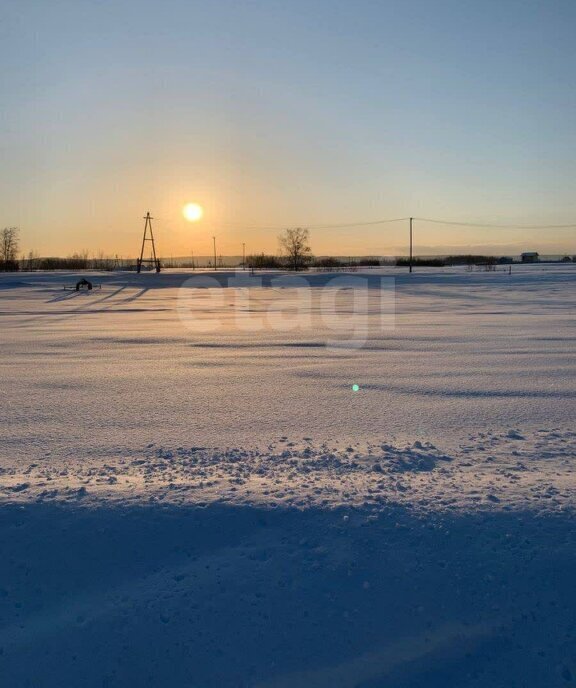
498,256,513,264
521,252,539,263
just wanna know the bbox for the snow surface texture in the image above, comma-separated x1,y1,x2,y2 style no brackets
0,266,575,687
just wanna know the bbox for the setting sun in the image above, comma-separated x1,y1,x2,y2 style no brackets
182,202,204,222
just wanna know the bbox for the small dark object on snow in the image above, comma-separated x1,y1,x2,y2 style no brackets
75,278,93,291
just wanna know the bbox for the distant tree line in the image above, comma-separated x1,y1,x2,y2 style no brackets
18,254,136,271
248,229,396,270
1,225,574,272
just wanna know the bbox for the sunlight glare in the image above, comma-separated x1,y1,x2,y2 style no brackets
183,202,204,222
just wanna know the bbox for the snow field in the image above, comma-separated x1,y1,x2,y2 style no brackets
0,265,575,686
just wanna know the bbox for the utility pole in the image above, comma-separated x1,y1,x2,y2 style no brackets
409,217,413,274
137,211,160,273
213,236,217,272
242,242,246,270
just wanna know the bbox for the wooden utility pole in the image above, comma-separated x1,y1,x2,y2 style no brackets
137,212,160,273
242,242,246,270
213,236,217,271
409,217,413,274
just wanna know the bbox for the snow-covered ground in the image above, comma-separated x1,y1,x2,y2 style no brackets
1,265,575,687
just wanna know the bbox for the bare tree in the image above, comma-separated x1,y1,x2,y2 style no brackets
0,227,19,270
279,228,312,271
24,249,40,271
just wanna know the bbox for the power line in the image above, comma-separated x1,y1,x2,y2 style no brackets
154,213,576,233
214,217,409,232
415,217,576,229
306,217,409,230
201,217,576,232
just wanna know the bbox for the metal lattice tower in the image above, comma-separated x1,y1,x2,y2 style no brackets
137,212,161,273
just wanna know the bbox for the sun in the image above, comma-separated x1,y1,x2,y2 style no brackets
182,202,204,222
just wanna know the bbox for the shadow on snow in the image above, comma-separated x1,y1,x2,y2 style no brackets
0,501,574,687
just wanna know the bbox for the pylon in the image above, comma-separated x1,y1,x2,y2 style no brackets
137,212,161,273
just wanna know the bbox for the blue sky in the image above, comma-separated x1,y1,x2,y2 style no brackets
1,0,575,256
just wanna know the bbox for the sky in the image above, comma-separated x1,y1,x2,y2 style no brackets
1,0,576,258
